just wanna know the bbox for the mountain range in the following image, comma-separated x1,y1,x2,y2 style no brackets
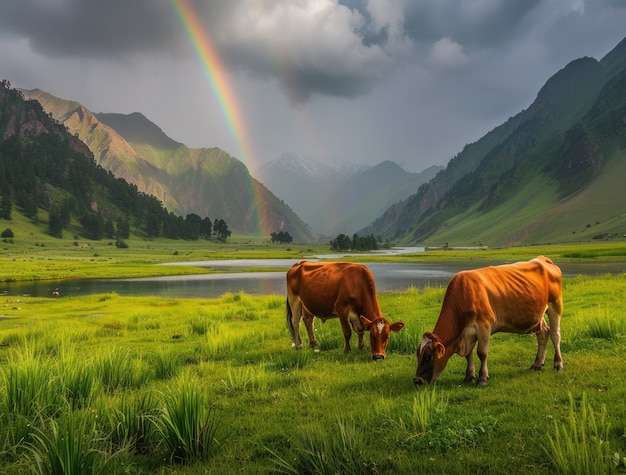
21,89,434,241
10,35,626,247
363,37,626,247
254,153,441,235
20,89,318,242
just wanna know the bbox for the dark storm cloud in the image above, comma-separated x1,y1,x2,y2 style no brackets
0,0,182,58
0,0,407,103
2,0,625,105
1,0,625,170
194,1,409,104
402,1,543,50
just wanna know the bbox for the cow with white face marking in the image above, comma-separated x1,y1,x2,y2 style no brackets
414,256,563,386
286,261,405,360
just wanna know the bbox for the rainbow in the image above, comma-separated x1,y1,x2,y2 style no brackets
171,0,273,236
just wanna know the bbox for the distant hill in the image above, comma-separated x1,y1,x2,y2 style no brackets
0,81,200,241
254,153,441,235
21,89,317,242
363,37,626,247
95,112,183,150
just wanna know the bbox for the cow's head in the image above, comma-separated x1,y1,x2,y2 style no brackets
360,316,405,360
414,332,446,385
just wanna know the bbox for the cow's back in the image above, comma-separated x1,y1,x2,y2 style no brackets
287,261,379,318
437,256,562,333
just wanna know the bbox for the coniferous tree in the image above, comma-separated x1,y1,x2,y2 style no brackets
116,217,130,239
0,191,11,220
104,218,115,239
145,212,161,238
184,213,201,240
48,207,64,238
61,199,73,228
162,212,180,239
271,231,293,243
213,219,231,241
200,217,212,239
80,212,103,240
0,169,10,219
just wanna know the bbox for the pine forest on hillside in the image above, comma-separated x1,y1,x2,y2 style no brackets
0,81,231,243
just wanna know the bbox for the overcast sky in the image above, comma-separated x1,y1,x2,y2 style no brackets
1,1,625,172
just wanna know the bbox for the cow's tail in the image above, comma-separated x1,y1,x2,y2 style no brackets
286,298,296,340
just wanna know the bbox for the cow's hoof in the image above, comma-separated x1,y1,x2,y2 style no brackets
476,380,487,388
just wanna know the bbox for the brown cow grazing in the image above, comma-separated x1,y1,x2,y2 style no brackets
286,261,404,360
414,256,563,387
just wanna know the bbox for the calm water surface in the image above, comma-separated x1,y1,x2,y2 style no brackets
2,249,625,299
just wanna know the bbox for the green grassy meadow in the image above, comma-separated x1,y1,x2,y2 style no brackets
1,263,626,473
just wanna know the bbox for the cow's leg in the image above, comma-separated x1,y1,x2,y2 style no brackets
302,308,318,348
530,316,550,370
546,300,563,370
463,346,477,383
288,297,304,350
476,332,490,387
357,330,365,350
349,312,365,350
338,314,353,353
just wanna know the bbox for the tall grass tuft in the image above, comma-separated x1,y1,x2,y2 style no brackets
188,314,214,336
103,392,160,455
269,350,311,372
219,364,273,393
93,348,147,393
410,387,447,433
154,381,220,464
57,344,98,410
0,412,39,459
387,327,418,355
2,352,60,418
205,324,249,357
585,311,623,340
547,392,614,475
25,408,108,475
151,350,179,380
266,296,284,310
379,388,447,438
268,418,371,475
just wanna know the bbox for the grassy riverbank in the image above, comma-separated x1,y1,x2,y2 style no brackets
3,231,626,283
1,271,625,473
0,234,323,282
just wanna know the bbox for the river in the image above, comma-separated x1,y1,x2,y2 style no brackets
2,250,625,299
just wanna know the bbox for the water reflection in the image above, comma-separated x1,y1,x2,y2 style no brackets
2,256,624,299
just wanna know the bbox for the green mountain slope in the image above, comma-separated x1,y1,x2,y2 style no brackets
0,82,198,241
21,90,317,242
364,37,626,247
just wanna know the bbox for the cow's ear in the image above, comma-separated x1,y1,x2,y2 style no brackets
390,322,405,332
360,315,372,329
434,341,446,359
